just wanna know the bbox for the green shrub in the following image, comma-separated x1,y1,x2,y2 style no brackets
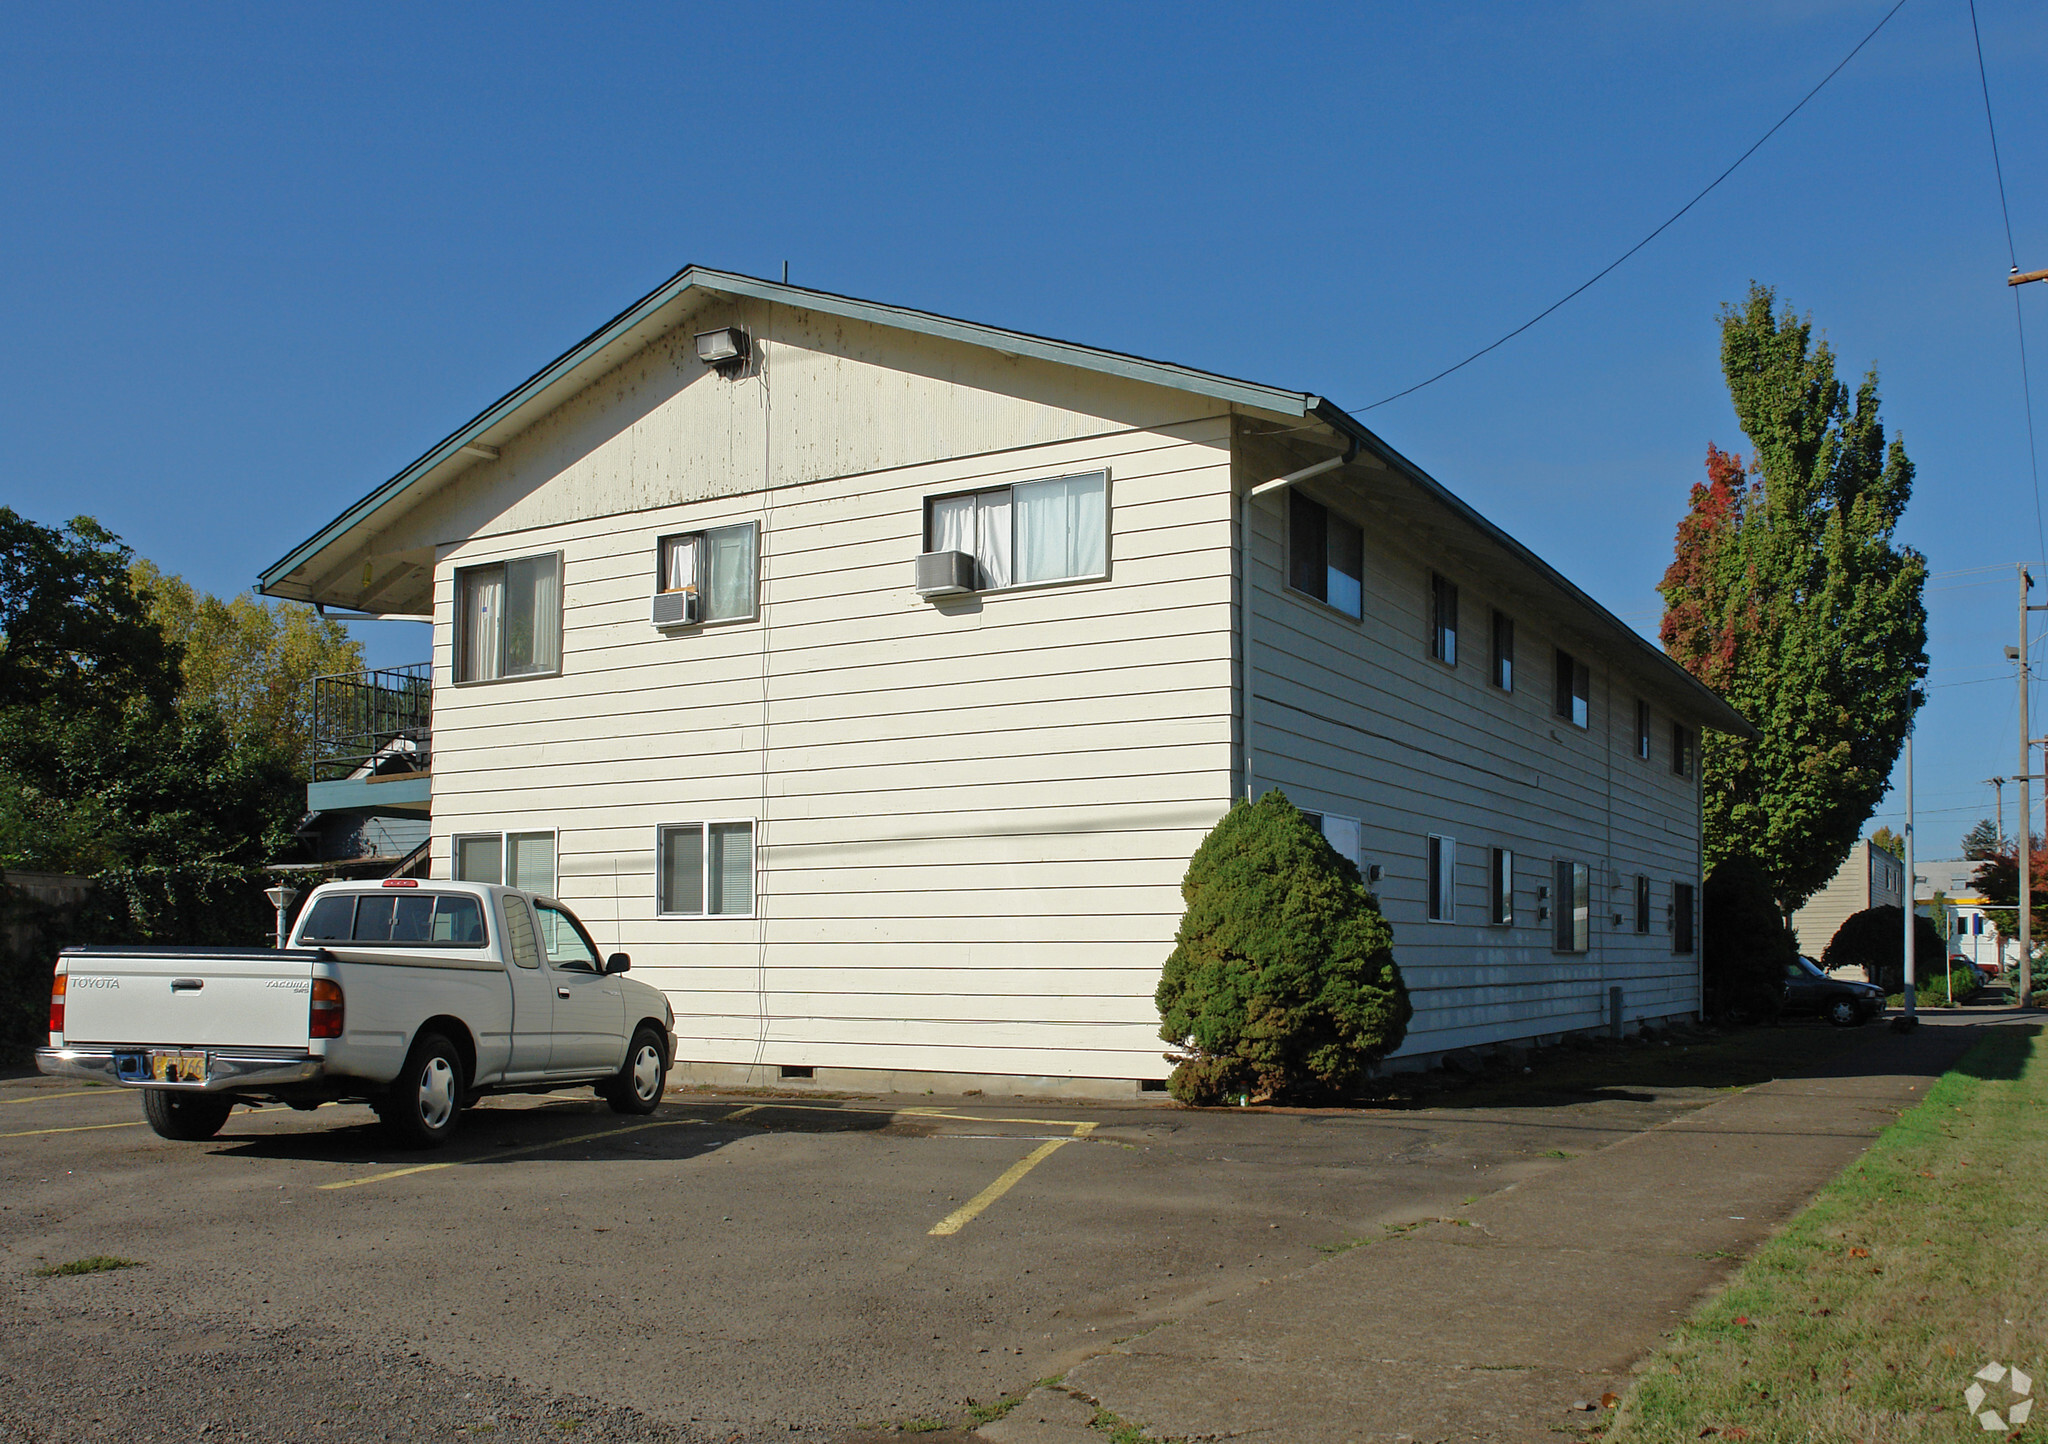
1702,854,1794,1023
1821,906,1946,994
1154,792,1409,1104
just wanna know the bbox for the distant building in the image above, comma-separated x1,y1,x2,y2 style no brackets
1793,840,1906,958
1914,856,2013,974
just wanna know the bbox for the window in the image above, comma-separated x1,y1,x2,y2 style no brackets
1287,491,1363,619
1301,811,1362,869
1672,722,1695,779
1553,649,1589,728
453,830,556,895
1635,874,1651,934
1489,847,1514,926
533,900,601,970
1673,880,1697,954
926,471,1106,591
1428,835,1456,922
1430,574,1458,665
1491,610,1514,690
297,892,486,948
457,553,561,682
659,820,756,916
657,522,758,623
1635,700,1652,760
1553,859,1589,952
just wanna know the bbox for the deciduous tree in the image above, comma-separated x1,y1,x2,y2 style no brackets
1659,285,1927,914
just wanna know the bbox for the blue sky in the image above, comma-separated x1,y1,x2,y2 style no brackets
3,1,2043,858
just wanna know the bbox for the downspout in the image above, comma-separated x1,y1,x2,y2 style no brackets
1240,427,1360,801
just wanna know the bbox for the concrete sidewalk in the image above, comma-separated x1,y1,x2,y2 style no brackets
984,1020,1990,1444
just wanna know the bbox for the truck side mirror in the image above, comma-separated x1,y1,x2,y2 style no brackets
604,953,631,975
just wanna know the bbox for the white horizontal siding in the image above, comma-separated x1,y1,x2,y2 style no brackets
430,355,1235,1081
1242,448,1707,1058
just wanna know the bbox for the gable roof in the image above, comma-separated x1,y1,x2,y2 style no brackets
257,265,1753,738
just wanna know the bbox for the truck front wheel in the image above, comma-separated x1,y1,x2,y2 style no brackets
603,1026,668,1115
376,1032,465,1148
143,1090,233,1141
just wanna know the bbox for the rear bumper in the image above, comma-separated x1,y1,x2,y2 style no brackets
36,1046,324,1092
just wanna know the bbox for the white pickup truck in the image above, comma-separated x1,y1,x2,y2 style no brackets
37,879,675,1148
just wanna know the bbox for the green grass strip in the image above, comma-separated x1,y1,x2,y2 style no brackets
1609,1024,2045,1443
36,1255,143,1277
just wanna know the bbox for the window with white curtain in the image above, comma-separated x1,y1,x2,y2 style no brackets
658,820,755,917
1428,835,1456,922
924,471,1106,592
452,830,556,895
657,522,758,623
457,553,561,681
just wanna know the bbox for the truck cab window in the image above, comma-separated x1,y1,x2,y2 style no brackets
534,902,600,972
298,894,356,942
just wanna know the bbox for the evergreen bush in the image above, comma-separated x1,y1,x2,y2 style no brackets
1154,792,1409,1104
1702,854,1795,1023
1820,905,1946,994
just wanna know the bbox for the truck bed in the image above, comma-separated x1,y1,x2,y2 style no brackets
60,947,326,1050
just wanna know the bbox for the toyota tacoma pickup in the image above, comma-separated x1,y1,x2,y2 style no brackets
37,879,675,1148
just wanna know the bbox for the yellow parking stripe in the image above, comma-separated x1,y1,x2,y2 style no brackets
0,1121,145,1139
701,1100,1095,1131
1,1089,112,1105
318,1117,701,1191
929,1138,1073,1236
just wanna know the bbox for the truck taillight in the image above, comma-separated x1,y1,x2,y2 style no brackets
310,978,344,1039
48,972,66,1036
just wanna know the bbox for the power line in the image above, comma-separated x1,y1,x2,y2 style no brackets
1967,0,2047,571
1355,0,1910,412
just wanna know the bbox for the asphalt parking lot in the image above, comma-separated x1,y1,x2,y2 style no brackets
0,1069,1746,1443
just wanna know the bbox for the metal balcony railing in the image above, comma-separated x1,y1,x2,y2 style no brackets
311,663,431,784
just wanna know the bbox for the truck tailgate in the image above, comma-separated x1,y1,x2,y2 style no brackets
62,949,323,1049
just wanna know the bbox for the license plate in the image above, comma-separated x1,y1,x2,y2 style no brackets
149,1051,208,1084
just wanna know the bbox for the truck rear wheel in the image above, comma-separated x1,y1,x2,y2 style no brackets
603,1026,668,1115
143,1090,233,1141
376,1031,465,1149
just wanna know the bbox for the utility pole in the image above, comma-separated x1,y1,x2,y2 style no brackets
1990,776,2007,847
2012,266,2048,287
2023,563,2038,1009
1902,727,1917,1027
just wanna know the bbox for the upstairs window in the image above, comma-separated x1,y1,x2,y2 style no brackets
657,523,759,623
1635,700,1652,760
1287,491,1363,619
1491,610,1514,690
457,554,561,682
1672,722,1695,779
926,471,1106,591
1489,847,1514,926
1553,648,1590,729
1430,574,1458,665
1635,874,1651,934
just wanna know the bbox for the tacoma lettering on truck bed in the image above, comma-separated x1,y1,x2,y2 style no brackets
38,880,676,1148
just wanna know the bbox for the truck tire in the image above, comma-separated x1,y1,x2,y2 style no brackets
603,1026,668,1115
376,1031,465,1148
143,1089,234,1141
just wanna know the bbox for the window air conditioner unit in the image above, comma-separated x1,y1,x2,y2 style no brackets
651,590,700,628
915,551,976,597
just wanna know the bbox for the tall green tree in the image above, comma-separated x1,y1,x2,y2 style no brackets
0,513,301,930
1659,285,1927,914
130,559,361,772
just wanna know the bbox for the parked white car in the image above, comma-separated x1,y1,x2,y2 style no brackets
38,880,674,1148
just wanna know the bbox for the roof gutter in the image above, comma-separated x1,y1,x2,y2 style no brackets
1241,425,1361,801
